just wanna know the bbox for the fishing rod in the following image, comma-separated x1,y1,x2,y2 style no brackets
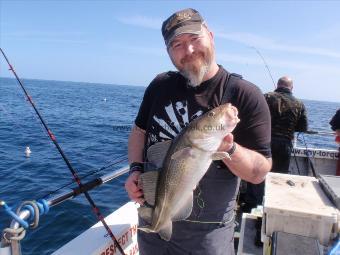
305,130,336,136
250,46,276,89
0,48,126,255
293,129,336,176
44,165,129,207
43,154,128,198
1,166,130,255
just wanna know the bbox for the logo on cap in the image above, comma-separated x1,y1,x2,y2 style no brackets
165,10,194,32
162,8,204,46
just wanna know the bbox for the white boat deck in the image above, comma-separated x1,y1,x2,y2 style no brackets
52,202,139,255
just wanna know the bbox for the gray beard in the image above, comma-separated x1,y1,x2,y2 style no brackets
180,63,209,87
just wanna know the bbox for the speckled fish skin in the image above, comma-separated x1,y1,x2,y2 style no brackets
140,103,239,241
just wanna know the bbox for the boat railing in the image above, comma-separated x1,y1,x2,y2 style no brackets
1,130,338,255
0,165,129,255
293,130,337,148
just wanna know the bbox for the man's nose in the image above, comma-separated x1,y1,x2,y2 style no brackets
184,43,194,55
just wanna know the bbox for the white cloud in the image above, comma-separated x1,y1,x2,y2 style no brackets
3,30,86,44
314,23,340,47
218,52,340,75
120,45,166,57
217,52,340,102
5,30,84,37
116,15,162,30
115,15,340,59
215,32,340,59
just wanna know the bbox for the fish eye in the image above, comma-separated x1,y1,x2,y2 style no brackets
208,111,215,117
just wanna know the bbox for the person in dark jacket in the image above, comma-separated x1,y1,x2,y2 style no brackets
330,109,340,176
330,109,340,144
265,76,308,173
242,76,308,212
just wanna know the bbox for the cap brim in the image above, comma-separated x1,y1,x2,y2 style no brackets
166,23,203,46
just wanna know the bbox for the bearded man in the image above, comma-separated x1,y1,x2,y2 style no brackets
125,8,272,255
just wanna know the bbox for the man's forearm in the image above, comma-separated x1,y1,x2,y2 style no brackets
222,143,272,184
128,125,146,164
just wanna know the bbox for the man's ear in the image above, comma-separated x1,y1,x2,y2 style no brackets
209,30,214,40
205,28,214,45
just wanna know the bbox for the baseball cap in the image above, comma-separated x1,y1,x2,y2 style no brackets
161,8,205,47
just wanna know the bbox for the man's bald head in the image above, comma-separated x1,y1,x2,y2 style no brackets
277,76,293,90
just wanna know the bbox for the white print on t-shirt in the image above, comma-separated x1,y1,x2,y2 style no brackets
190,110,203,122
153,115,177,138
152,100,203,142
175,101,189,125
164,103,182,133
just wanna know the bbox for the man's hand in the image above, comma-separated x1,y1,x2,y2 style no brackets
219,133,272,184
218,133,234,152
125,171,145,205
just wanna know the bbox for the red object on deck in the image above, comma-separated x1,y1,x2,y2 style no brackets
336,135,340,144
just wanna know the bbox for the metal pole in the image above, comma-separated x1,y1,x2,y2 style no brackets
48,166,129,207
0,166,129,255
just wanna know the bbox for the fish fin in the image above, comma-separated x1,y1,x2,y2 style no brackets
147,140,172,168
172,193,193,221
139,171,159,206
143,162,158,172
191,136,219,151
171,147,194,160
138,225,154,233
158,221,173,241
211,151,231,160
137,206,153,224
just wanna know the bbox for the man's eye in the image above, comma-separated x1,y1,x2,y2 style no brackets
172,43,181,49
191,36,201,42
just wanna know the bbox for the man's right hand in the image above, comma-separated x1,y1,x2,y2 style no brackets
125,171,145,205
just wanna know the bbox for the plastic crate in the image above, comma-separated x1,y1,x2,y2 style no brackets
263,173,339,246
271,231,322,255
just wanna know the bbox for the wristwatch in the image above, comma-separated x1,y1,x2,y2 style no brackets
227,142,236,157
129,162,144,175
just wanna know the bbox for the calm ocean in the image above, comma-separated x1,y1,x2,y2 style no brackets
0,77,339,254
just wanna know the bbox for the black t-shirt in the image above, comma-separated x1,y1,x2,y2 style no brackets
135,66,271,158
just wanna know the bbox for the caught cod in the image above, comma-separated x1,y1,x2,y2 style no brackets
138,103,240,241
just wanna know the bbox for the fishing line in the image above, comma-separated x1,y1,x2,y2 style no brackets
0,90,58,154
298,132,318,177
292,148,302,176
0,102,57,168
5,161,30,173
42,154,128,198
2,67,128,202
0,102,50,144
0,48,126,255
249,46,276,89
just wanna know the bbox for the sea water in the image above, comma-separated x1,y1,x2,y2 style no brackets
0,77,339,254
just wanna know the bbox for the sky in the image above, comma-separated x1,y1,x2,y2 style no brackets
0,0,339,102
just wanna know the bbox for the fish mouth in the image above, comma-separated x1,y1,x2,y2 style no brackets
221,103,240,125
